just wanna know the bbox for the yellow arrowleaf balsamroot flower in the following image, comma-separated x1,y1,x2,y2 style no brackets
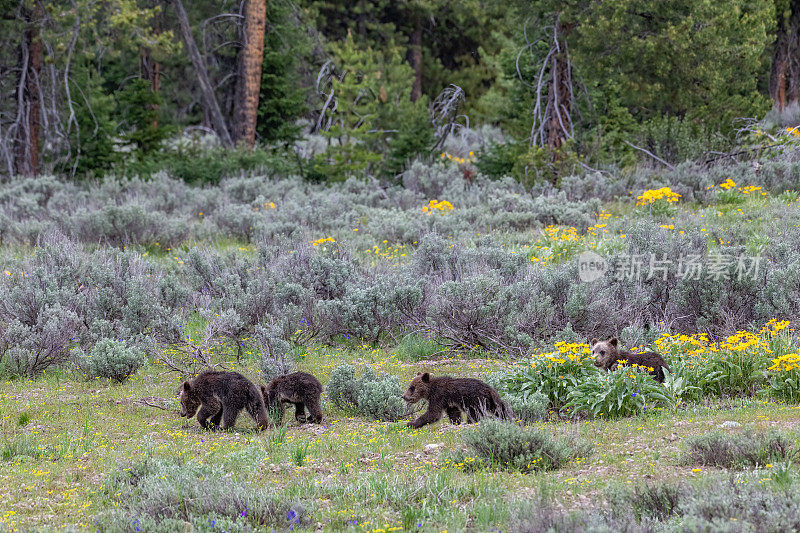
422,199,454,214
636,187,682,206
311,237,335,246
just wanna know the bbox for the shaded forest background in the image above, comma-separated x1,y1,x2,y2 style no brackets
2,0,800,184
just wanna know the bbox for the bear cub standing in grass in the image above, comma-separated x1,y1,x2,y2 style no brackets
180,370,270,430
260,372,323,424
591,338,669,382
402,372,513,428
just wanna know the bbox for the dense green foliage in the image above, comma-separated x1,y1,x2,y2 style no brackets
0,0,794,183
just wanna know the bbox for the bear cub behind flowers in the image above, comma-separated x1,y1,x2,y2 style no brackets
402,372,513,428
591,337,669,382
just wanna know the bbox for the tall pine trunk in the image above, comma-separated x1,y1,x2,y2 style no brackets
770,2,800,122
170,0,233,147
13,2,43,177
233,0,267,148
546,19,572,153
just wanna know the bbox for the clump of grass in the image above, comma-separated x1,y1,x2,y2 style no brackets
682,430,798,468
394,333,446,361
17,412,30,427
1,433,41,462
291,441,310,466
446,419,591,473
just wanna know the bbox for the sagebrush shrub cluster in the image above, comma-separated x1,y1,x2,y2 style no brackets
512,476,800,532
99,458,306,532
326,364,406,421
447,419,591,473
682,430,797,468
3,158,800,382
74,338,145,383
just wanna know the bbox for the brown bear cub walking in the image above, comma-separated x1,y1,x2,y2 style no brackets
260,372,323,424
402,372,514,429
591,338,670,383
180,371,270,430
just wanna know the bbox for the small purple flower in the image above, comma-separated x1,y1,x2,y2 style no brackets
211,519,215,528
241,509,248,518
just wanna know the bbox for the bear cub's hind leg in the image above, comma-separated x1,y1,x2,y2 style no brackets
446,406,462,424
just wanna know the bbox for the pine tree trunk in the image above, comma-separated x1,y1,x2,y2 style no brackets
170,0,233,147
770,2,800,122
13,3,42,177
409,15,423,102
546,20,572,153
233,0,267,148
140,47,161,129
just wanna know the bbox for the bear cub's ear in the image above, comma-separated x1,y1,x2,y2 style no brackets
182,381,191,392
421,372,431,383
590,338,598,346
260,385,267,395
609,338,618,347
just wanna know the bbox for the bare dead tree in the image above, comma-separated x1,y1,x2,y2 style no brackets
312,59,339,134
522,14,574,153
170,0,233,147
430,84,465,151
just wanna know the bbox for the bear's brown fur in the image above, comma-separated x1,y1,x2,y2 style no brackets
591,338,669,383
260,372,323,424
180,370,270,430
402,372,513,428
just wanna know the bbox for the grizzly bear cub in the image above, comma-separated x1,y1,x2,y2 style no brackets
260,372,323,424
402,372,514,429
591,338,669,383
180,370,270,430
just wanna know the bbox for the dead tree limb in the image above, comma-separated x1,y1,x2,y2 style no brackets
623,140,676,170
170,0,233,147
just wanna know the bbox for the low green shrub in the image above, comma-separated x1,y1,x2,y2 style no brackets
326,363,360,413
682,430,798,468
447,419,591,473
356,376,406,422
75,338,145,383
512,476,800,532
98,458,307,532
326,364,406,421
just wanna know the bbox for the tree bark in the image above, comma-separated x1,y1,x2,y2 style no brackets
170,0,233,147
233,0,267,148
409,14,423,102
546,20,572,153
13,2,43,177
140,47,161,129
770,1,800,121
